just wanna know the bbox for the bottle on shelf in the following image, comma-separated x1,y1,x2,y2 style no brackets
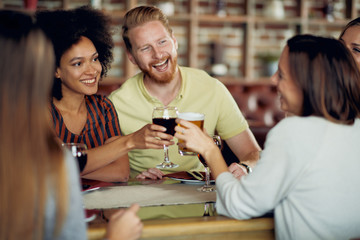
323,0,334,22
264,0,285,19
215,0,226,17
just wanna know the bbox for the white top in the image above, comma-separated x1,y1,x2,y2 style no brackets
216,116,360,240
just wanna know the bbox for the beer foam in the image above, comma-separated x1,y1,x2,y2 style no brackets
178,112,205,121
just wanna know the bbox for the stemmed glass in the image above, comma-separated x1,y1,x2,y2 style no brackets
62,142,88,173
62,143,95,222
198,135,222,192
152,106,179,169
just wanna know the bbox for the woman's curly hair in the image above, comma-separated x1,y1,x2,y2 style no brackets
36,5,114,100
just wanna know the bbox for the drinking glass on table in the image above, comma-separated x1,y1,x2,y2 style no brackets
198,135,222,192
62,143,96,222
152,106,179,169
62,142,88,172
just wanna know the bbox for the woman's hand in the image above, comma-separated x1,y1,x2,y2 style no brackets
129,124,175,149
175,119,230,180
106,204,143,240
174,119,216,160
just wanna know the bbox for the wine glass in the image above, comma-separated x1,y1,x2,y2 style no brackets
152,106,179,169
198,135,222,192
62,143,95,222
62,142,88,172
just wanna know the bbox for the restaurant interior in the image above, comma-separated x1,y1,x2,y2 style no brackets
2,0,357,147
1,0,359,239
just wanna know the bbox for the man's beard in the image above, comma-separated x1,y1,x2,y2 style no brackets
141,55,178,84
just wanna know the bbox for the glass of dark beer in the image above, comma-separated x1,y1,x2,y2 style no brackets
152,106,179,168
62,142,88,172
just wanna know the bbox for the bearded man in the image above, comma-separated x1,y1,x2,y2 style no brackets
109,6,261,179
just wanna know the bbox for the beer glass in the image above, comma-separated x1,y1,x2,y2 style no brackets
177,112,205,155
152,106,179,168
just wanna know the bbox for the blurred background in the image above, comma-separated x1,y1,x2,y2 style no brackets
1,0,358,148
1,0,358,84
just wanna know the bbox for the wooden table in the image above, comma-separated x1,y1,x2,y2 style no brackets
83,178,275,240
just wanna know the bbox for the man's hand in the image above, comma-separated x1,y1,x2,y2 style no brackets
228,163,247,180
136,168,164,180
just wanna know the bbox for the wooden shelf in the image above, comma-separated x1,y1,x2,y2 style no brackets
306,18,352,26
3,0,354,83
198,15,248,23
251,16,303,25
105,0,357,82
168,14,192,21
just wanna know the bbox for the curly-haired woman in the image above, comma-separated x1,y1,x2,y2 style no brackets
36,6,173,182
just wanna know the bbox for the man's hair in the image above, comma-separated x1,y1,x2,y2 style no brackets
122,5,173,52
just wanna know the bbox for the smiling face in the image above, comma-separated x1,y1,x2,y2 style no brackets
271,46,303,116
55,36,102,97
126,20,178,84
341,25,360,69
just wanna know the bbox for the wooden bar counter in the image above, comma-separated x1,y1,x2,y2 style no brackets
88,215,274,240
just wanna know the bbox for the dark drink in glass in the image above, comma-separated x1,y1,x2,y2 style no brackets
152,106,179,169
198,154,207,167
153,118,177,135
77,152,87,172
62,143,88,173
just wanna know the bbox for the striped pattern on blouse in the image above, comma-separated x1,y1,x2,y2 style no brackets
51,95,121,149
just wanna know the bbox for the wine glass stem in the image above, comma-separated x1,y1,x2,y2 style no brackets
163,145,170,163
204,166,210,187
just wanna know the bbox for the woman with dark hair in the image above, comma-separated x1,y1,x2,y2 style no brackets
36,6,173,182
0,9,142,240
339,17,360,68
175,35,360,239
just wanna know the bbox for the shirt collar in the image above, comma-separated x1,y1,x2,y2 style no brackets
138,66,185,106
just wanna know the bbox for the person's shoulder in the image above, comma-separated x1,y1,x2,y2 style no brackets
180,66,222,86
180,66,208,75
271,116,327,136
281,115,326,125
265,116,319,149
109,74,141,98
180,66,214,79
86,94,115,108
86,94,106,103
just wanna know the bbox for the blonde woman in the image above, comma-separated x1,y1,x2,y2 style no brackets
0,10,142,240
